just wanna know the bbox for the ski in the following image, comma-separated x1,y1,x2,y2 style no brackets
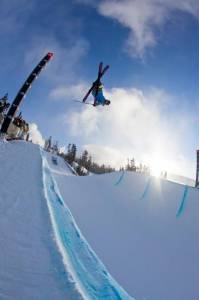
74,100,94,106
82,62,103,103
82,85,95,103
101,65,109,77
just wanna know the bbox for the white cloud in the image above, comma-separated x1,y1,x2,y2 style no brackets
97,0,199,57
67,105,99,136
66,86,195,178
50,82,88,101
83,144,127,167
29,123,45,147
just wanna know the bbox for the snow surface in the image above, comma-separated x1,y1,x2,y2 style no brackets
0,141,81,300
53,166,199,300
1,140,199,300
41,153,133,300
0,141,133,300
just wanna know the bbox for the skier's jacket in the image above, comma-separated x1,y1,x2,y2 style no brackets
92,84,106,105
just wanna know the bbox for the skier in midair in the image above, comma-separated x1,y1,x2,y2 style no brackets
92,81,111,106
82,62,111,106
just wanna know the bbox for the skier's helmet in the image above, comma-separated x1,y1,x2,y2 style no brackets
105,100,111,105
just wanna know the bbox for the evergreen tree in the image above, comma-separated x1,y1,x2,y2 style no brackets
126,158,136,171
66,143,77,165
44,136,52,151
81,150,89,168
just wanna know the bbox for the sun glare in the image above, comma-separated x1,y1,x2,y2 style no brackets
151,165,162,177
146,152,168,178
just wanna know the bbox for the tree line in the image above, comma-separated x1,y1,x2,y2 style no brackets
56,142,152,176
59,143,115,176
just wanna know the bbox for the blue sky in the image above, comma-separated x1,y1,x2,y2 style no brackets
1,0,199,178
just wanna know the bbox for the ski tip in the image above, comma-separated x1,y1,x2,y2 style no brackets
47,52,54,59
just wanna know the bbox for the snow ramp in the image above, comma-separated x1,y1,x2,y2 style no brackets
1,141,199,300
0,141,82,300
53,168,199,300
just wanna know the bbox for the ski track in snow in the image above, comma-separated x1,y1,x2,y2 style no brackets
41,151,134,300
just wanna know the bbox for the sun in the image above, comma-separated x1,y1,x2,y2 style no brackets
147,152,167,178
150,162,162,177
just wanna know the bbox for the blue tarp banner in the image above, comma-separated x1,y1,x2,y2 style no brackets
114,171,125,186
176,185,189,218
